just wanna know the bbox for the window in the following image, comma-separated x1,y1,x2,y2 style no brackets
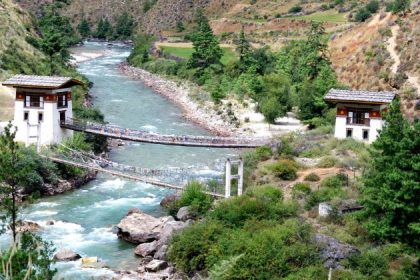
363,129,369,140
57,94,68,108
59,111,66,123
23,111,29,121
346,108,370,126
38,112,43,122
24,95,44,108
346,128,353,138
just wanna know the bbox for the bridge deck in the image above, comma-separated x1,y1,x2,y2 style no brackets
61,119,270,148
46,156,225,198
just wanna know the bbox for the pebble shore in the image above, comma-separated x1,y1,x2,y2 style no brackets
118,63,236,137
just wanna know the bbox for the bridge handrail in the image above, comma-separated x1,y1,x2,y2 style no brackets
62,118,272,146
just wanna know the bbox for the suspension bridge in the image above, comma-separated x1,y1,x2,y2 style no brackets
42,145,241,198
60,118,271,148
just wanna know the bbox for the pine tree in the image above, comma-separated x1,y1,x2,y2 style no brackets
77,18,91,38
95,18,113,39
361,99,420,248
115,12,134,39
188,10,222,69
235,26,254,72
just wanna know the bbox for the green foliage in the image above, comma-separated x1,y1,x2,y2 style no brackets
188,10,223,70
366,0,380,13
0,233,56,280
258,73,292,123
176,21,185,32
210,186,296,228
305,187,344,210
235,27,254,73
317,156,339,168
267,159,298,180
168,181,213,217
127,34,155,66
114,12,135,39
77,18,91,38
289,5,303,13
361,99,420,248
321,174,346,189
278,22,337,122
391,0,411,13
355,8,372,22
95,18,113,40
304,172,320,182
254,146,272,161
348,249,388,278
143,0,157,13
292,182,312,199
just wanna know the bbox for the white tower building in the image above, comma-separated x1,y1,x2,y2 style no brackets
2,75,83,147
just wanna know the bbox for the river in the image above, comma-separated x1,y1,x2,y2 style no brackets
4,42,235,279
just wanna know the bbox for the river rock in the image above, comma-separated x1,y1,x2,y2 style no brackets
154,245,168,260
176,206,192,221
160,193,179,208
116,211,176,244
157,220,188,247
134,241,158,257
145,260,168,272
315,234,360,268
54,248,81,261
16,220,41,233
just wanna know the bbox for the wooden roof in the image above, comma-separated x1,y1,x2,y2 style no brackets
324,89,396,104
2,75,84,89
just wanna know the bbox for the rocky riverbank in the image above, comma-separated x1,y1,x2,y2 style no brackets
112,207,192,279
119,63,237,137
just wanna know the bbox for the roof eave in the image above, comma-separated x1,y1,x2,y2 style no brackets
324,98,393,105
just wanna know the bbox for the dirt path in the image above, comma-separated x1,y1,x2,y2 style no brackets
387,24,420,94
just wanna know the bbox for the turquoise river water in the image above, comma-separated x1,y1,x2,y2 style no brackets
0,42,235,279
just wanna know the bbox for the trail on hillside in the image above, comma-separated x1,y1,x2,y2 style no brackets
387,24,420,94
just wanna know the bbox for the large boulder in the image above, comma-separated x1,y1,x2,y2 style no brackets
115,210,176,244
176,206,192,221
54,248,81,262
134,241,158,257
315,234,360,268
16,220,41,233
154,245,168,260
160,193,180,208
145,259,168,272
157,220,188,248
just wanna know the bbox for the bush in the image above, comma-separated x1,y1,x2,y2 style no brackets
210,187,297,227
168,181,213,217
305,187,344,210
366,0,380,13
292,182,311,199
321,175,345,189
289,5,303,13
267,159,298,180
255,146,272,161
348,249,388,278
355,8,372,22
168,220,225,274
304,172,320,182
316,156,339,168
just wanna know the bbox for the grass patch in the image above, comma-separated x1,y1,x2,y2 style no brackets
160,46,237,65
289,10,347,23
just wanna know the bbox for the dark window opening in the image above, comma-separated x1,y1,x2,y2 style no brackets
24,95,44,108
363,129,369,140
38,112,43,122
346,128,353,138
346,108,370,126
57,94,68,108
60,111,66,123
23,111,29,121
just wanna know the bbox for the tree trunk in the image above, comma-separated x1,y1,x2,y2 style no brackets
11,186,17,242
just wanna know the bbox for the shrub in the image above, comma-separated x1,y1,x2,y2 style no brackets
304,172,320,182
316,156,339,168
289,5,303,13
168,181,213,217
267,159,298,180
366,0,380,13
292,182,311,199
348,249,388,278
255,146,272,161
210,187,297,227
305,187,344,210
355,8,372,22
168,220,225,274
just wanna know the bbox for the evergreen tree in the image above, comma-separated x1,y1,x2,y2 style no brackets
39,30,68,74
361,99,420,248
176,20,185,32
115,12,134,39
77,18,91,38
188,10,223,69
96,18,113,39
235,26,254,72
